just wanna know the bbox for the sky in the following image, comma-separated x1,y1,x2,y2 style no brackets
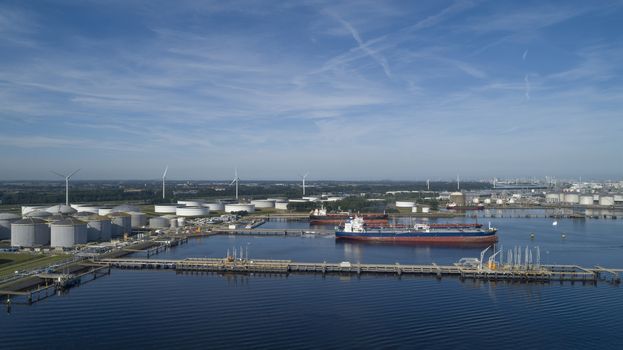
0,0,622,181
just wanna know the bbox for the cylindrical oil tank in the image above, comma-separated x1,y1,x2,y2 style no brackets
149,216,170,229
108,212,131,238
449,192,465,206
0,213,20,240
484,198,492,204
46,204,77,215
614,194,623,203
579,195,594,205
496,199,504,205
267,197,288,203
128,212,147,228
169,218,178,228
21,206,45,215
411,206,418,213
275,202,289,210
50,218,87,248
472,197,480,204
178,200,204,207
178,217,186,226
302,196,320,202
421,207,430,213
545,193,560,203
563,193,579,204
326,197,344,202
202,202,224,211
98,207,114,216
77,205,101,213
11,218,50,247
593,194,600,202
155,204,180,214
251,200,275,209
224,204,255,213
176,207,209,217
86,216,112,242
111,204,140,213
396,201,416,208
288,199,309,203
599,196,615,206
25,210,53,219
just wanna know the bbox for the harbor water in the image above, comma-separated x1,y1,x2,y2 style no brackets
1,213,623,349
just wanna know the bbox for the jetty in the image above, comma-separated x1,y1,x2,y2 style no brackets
93,257,622,285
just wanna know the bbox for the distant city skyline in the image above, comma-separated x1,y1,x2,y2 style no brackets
0,0,622,180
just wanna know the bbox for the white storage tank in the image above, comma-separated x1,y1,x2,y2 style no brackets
169,218,178,229
484,198,492,204
50,218,87,248
496,199,504,205
178,200,204,207
24,210,53,219
302,196,320,202
155,204,180,214
108,212,131,238
98,207,114,216
579,195,594,205
0,213,21,240
472,198,480,204
86,216,112,242
21,206,46,215
449,192,465,206
288,199,308,203
614,194,623,203
11,218,50,247
178,217,186,226
111,204,140,214
396,201,415,208
593,194,600,202
275,202,289,210
77,205,101,214
202,202,224,211
251,200,275,208
46,204,77,215
411,206,418,213
128,212,147,228
267,197,288,203
327,197,344,202
599,196,615,206
545,193,561,203
563,193,580,204
149,217,170,229
176,206,209,217
224,204,255,213
421,207,430,213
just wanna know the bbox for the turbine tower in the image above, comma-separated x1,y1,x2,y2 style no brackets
302,172,309,196
457,174,460,191
51,169,80,206
230,168,240,200
162,166,169,200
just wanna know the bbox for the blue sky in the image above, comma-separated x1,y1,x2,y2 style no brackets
0,0,622,180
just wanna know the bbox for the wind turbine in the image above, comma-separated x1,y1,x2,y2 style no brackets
230,168,240,200
162,166,169,200
301,172,309,196
51,169,80,206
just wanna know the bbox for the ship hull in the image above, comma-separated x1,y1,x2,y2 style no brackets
335,230,498,243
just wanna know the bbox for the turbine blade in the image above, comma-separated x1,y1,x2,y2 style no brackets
67,168,81,179
230,178,237,186
50,171,65,178
162,166,169,178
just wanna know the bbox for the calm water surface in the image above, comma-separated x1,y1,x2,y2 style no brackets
2,213,622,349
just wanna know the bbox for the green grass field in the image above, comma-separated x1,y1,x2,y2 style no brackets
0,253,69,278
